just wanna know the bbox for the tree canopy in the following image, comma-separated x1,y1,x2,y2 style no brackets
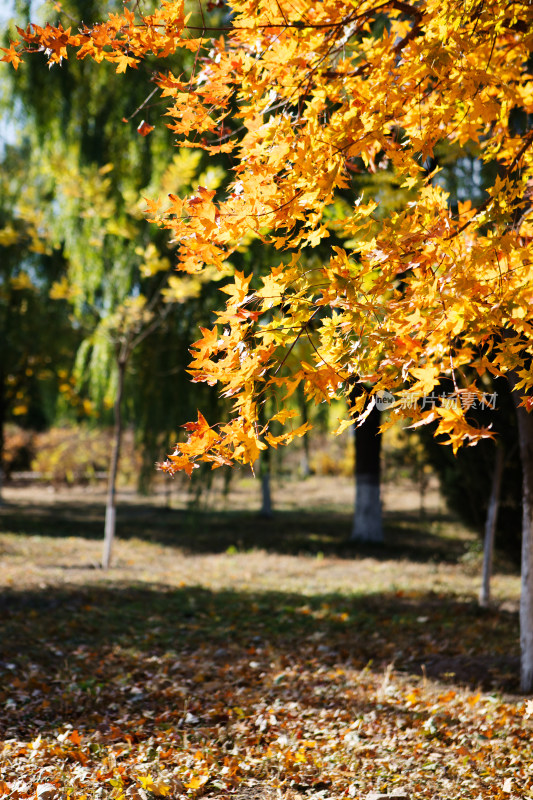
4,0,533,468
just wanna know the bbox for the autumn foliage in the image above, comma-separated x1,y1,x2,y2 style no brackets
5,0,533,472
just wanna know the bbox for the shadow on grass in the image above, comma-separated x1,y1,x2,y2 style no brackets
0,496,470,564
0,581,520,741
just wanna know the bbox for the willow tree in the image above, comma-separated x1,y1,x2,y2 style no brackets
2,0,229,565
6,0,533,688
0,140,77,501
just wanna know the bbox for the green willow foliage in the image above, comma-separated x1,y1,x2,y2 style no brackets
1,0,233,488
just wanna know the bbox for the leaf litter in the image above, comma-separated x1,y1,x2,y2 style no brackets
0,480,530,800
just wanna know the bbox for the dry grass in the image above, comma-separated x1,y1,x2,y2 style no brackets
0,474,520,603
0,475,529,800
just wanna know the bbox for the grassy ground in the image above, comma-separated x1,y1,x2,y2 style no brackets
0,474,529,800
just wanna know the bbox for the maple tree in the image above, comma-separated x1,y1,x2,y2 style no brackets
5,0,533,686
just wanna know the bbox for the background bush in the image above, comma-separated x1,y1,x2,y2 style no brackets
27,426,141,486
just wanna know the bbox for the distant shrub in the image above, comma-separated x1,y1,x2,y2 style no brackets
310,434,353,477
31,426,141,486
4,425,36,477
310,421,434,485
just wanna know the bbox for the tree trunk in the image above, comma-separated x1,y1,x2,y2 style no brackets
479,443,505,608
509,376,533,692
260,473,272,517
0,374,6,506
258,400,273,518
259,447,273,518
102,357,126,570
298,383,311,477
351,395,383,543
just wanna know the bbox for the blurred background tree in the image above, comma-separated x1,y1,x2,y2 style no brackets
0,0,231,555
0,138,80,501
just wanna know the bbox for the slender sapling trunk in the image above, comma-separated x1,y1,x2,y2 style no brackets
479,442,505,608
102,356,126,570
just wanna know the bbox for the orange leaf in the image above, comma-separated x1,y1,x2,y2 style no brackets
185,774,209,790
137,120,154,136
1,42,22,70
69,730,82,746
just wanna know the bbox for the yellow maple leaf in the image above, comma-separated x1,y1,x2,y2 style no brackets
257,272,285,310
138,775,155,791
220,270,252,306
151,781,172,797
409,365,440,396
185,774,209,790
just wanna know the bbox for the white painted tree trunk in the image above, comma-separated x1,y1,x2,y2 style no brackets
352,474,383,542
515,403,533,692
102,503,116,569
479,443,505,608
260,473,273,518
350,389,383,543
509,371,533,692
299,453,311,478
102,357,126,570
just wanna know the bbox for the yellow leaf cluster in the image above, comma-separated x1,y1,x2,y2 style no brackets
12,0,533,470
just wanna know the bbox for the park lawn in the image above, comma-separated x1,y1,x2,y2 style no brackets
0,475,530,800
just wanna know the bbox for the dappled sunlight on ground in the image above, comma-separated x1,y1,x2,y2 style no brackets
0,476,527,799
